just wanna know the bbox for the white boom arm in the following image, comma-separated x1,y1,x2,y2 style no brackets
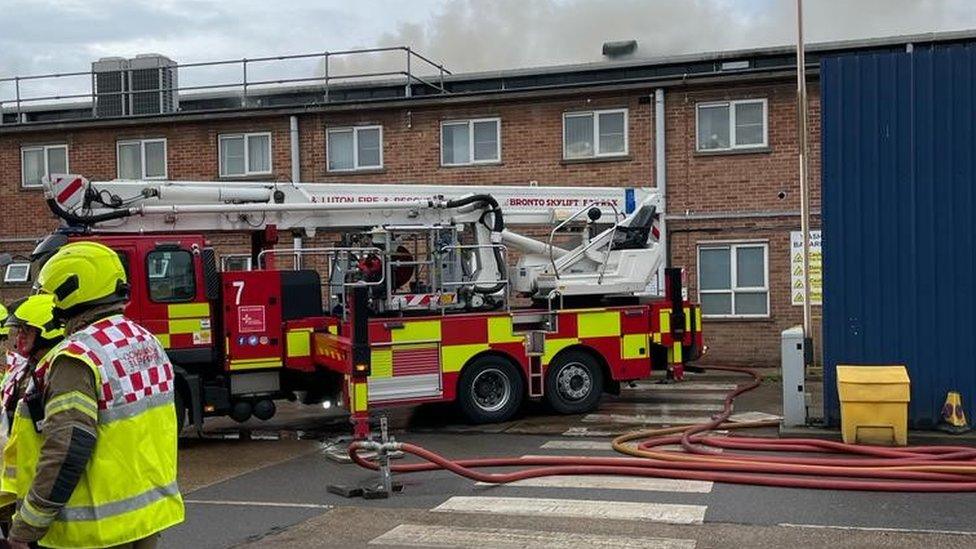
43,175,664,298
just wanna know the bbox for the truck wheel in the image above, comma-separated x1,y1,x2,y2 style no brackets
545,350,604,414
174,388,187,434
457,355,524,424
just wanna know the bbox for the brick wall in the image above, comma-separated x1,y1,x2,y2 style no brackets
0,81,822,365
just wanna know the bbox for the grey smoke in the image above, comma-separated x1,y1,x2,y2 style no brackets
329,0,976,76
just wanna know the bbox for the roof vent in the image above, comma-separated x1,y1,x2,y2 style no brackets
92,54,178,117
602,40,638,59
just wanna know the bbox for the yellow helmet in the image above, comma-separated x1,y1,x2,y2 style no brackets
35,241,128,312
6,294,64,341
0,303,8,337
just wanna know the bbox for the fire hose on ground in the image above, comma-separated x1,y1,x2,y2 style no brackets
349,365,976,492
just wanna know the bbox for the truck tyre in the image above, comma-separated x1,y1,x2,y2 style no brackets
545,349,604,414
457,355,524,424
174,387,187,434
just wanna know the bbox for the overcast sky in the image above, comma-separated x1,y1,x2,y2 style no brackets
2,0,974,99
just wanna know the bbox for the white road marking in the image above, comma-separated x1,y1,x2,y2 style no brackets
583,413,716,425
727,411,782,422
625,382,738,392
476,475,713,493
184,499,331,509
369,524,697,548
601,402,724,412
778,523,976,537
622,391,729,401
562,427,618,437
542,440,613,450
432,496,706,524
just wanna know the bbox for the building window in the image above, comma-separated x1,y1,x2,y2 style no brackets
441,118,501,166
327,126,382,171
563,108,628,159
219,132,272,177
147,249,196,302
21,144,68,188
221,255,252,272
698,242,769,317
118,138,167,179
696,99,767,152
3,263,30,283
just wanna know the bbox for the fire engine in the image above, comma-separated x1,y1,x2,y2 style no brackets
33,175,702,431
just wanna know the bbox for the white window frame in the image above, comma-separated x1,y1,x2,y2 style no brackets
562,108,629,160
326,125,383,172
220,255,253,272
116,138,168,179
695,98,768,152
3,263,30,283
21,144,69,189
697,241,770,319
218,132,273,177
440,117,501,166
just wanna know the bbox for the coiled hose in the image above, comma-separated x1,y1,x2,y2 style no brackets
349,365,976,492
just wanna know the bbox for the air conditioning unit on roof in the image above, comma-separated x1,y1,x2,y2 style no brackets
92,54,178,117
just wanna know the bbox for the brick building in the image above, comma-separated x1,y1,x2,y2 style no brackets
1,32,966,365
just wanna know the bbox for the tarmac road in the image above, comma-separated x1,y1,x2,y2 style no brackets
162,372,976,548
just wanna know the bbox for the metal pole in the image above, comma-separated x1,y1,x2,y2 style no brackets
324,53,330,102
15,76,21,123
242,59,248,107
405,47,412,98
796,0,812,337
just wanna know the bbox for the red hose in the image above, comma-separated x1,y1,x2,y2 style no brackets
349,365,976,492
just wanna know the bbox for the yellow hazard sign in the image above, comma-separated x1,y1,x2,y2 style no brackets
790,230,822,306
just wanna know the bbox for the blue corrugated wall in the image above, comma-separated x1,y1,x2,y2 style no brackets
822,43,976,428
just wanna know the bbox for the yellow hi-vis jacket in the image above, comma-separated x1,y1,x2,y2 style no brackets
11,315,184,548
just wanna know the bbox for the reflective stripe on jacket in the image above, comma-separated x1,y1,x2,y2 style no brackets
11,315,184,548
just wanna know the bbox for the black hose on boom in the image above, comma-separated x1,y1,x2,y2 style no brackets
445,194,507,295
46,198,132,226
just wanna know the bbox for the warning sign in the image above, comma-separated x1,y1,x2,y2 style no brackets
238,305,267,333
790,230,822,306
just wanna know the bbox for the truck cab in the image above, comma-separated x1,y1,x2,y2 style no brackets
54,232,340,431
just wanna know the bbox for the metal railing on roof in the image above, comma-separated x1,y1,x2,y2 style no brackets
0,46,452,125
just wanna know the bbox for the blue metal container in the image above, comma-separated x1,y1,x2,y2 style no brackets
822,42,976,428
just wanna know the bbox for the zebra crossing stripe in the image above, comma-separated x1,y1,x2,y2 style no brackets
601,402,724,412
432,496,706,524
541,440,612,451
624,391,728,401
583,413,716,425
625,382,737,392
537,440,724,454
475,474,713,493
369,524,697,548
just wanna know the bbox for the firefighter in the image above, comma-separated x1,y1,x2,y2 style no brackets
6,242,184,549
0,295,65,537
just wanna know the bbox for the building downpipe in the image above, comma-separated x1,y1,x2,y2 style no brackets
290,115,302,266
654,88,667,293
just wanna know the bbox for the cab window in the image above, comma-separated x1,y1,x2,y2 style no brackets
147,249,196,302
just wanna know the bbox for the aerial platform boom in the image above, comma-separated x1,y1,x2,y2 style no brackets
43,175,663,302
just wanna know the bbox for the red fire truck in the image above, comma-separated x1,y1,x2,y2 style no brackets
34,175,702,430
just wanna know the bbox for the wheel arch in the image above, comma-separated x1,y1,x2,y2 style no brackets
457,349,527,387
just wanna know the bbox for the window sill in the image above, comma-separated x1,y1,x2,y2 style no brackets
561,155,632,165
219,174,275,181
440,162,503,169
326,168,387,175
20,185,44,192
694,147,771,157
702,316,774,323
